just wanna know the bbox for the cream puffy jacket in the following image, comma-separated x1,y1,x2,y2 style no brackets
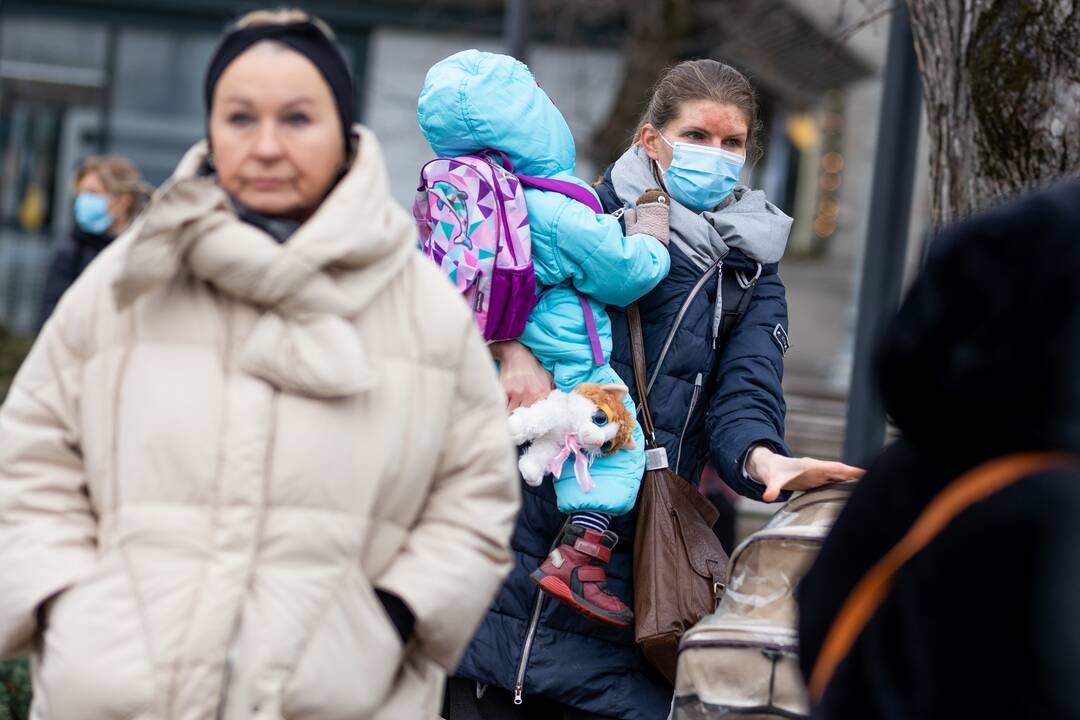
0,126,519,719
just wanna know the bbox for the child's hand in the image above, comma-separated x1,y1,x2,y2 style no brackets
635,188,668,205
624,188,670,245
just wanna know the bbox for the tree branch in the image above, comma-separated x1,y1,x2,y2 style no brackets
833,2,898,44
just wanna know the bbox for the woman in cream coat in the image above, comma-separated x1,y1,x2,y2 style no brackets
0,10,519,719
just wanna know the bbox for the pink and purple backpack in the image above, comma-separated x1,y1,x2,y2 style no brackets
414,150,605,361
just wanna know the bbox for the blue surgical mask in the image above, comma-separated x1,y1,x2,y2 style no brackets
657,133,745,212
74,192,114,234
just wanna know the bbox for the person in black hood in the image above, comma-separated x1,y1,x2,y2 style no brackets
40,156,151,323
798,179,1080,719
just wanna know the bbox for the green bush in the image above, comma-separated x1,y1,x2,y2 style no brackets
0,659,30,720
0,326,34,716
0,325,32,404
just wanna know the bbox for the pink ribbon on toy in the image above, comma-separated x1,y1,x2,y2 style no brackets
549,433,596,494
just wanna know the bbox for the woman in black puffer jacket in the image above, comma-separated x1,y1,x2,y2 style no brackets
447,60,860,720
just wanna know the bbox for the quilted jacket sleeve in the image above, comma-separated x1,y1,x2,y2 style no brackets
706,268,792,501
0,280,98,658
550,195,671,307
374,318,520,671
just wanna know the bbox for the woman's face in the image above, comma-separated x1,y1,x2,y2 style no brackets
209,42,345,219
641,99,749,170
76,170,133,230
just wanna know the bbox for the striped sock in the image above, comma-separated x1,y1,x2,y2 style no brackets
570,512,611,534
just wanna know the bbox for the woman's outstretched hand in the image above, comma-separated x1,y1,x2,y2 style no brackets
747,446,865,502
490,340,554,413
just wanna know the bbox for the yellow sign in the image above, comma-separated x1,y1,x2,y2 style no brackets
786,114,820,151
18,185,45,233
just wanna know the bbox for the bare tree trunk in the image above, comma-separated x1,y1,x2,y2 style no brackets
907,0,1080,227
585,0,692,172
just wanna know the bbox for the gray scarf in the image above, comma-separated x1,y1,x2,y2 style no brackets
610,145,792,271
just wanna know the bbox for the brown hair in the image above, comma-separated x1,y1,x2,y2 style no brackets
233,8,335,40
634,59,762,162
75,156,153,217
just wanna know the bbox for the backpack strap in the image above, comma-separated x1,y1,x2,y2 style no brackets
807,451,1079,706
577,292,605,366
718,262,761,344
535,286,604,367
480,149,605,214
516,174,604,214
493,151,604,366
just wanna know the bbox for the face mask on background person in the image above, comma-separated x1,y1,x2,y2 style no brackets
73,192,114,234
656,132,745,213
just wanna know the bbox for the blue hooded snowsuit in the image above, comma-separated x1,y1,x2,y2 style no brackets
417,50,670,515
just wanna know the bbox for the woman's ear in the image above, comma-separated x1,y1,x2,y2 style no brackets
640,124,662,162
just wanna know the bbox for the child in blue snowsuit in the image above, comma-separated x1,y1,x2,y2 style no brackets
418,50,670,626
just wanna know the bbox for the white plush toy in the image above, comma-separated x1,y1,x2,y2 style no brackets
507,383,637,491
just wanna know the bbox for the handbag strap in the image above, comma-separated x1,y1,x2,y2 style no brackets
627,303,658,449
536,286,605,367
807,451,1078,706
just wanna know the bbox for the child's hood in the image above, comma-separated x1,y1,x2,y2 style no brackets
417,49,576,178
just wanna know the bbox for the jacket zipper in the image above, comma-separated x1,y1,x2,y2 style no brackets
216,308,281,719
645,257,724,397
513,518,569,705
513,590,547,705
712,263,724,350
215,303,238,720
675,373,704,476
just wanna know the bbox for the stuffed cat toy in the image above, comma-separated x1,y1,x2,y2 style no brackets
507,383,637,491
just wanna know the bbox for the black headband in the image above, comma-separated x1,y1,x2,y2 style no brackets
204,21,354,152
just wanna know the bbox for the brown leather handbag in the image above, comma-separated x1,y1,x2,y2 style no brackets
628,303,730,684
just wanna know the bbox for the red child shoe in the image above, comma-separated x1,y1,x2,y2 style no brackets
530,523,634,628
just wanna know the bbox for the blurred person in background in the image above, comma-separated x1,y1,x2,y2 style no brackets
799,180,1080,719
39,156,152,322
0,8,518,720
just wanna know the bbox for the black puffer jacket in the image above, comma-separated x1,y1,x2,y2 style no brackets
40,227,112,323
457,162,792,720
799,181,1080,719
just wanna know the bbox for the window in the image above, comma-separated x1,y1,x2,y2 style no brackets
0,17,108,234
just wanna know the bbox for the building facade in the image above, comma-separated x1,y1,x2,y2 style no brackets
0,0,877,349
